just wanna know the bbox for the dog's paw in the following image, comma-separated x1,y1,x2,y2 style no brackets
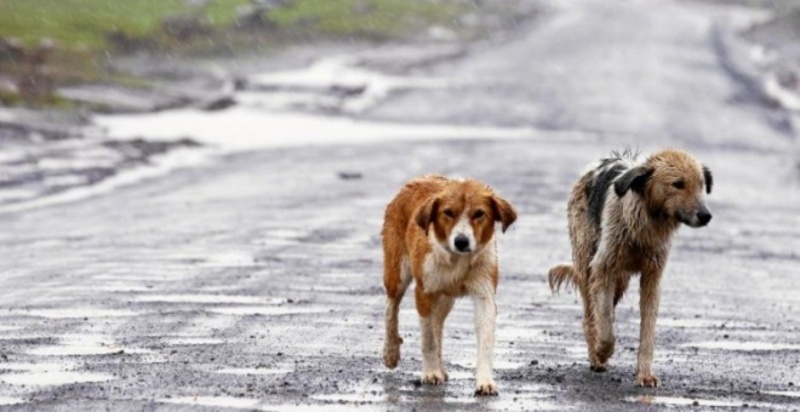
421,371,447,385
589,354,609,373
383,342,401,369
595,337,615,361
474,380,499,396
589,363,608,373
635,373,660,388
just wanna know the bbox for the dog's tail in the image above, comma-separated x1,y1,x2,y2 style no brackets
548,263,578,294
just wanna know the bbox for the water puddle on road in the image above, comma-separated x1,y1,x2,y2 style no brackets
681,341,800,351
18,307,141,319
27,335,152,356
652,318,758,329
163,337,226,346
0,371,115,386
207,306,331,316
311,393,384,403
625,395,753,408
0,397,25,406
763,391,800,398
133,294,286,305
158,396,261,410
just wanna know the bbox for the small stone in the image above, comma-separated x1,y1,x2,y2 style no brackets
692,400,699,406
530,360,539,366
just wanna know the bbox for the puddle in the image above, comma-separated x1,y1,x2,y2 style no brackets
158,396,261,410
763,391,800,398
644,318,757,329
207,306,331,316
402,370,472,381
200,251,257,267
217,367,293,376
311,393,384,403
0,325,20,332
626,395,740,407
19,307,141,319
450,359,525,370
682,341,800,351
0,397,25,406
27,335,151,356
134,294,285,305
0,371,115,386
164,337,225,346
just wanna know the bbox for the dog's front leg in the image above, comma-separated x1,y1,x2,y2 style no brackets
636,266,663,387
417,289,446,385
589,264,616,372
470,279,498,396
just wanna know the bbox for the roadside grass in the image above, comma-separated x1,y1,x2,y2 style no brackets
0,0,467,107
271,0,463,40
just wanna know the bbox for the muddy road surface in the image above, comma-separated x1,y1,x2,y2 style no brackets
1,0,800,410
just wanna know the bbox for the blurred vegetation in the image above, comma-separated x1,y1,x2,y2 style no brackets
0,0,466,107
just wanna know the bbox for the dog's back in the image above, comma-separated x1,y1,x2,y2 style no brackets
549,152,635,291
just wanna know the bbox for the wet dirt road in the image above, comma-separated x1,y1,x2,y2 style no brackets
1,0,800,410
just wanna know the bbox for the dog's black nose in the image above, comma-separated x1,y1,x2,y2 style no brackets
697,210,712,226
454,235,470,252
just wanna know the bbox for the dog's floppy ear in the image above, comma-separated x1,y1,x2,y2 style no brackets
490,195,517,233
702,165,713,194
614,166,654,197
415,197,440,234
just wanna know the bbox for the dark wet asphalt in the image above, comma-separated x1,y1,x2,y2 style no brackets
1,0,800,411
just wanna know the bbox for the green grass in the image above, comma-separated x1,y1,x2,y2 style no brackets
0,0,467,107
270,0,463,39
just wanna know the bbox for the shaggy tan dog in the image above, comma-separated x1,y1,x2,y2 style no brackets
382,175,517,396
549,149,713,387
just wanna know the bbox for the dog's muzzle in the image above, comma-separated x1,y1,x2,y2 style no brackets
453,234,471,253
678,205,712,228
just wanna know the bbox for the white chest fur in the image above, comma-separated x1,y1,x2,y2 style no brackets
421,233,497,295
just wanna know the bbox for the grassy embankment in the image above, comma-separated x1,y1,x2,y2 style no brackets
0,0,464,106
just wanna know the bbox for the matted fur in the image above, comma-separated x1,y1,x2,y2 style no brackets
548,149,713,387
382,175,516,396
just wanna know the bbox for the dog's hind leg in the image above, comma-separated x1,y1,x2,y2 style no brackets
383,254,412,369
635,264,663,387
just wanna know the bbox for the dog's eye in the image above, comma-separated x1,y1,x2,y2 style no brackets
672,180,685,190
472,210,485,219
443,209,455,218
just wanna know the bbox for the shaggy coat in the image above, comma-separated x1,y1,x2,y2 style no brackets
382,175,517,396
548,149,713,387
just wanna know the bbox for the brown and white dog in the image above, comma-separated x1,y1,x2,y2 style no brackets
548,149,713,387
382,175,517,396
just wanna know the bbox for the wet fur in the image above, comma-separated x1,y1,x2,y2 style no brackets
382,175,517,396
548,149,713,387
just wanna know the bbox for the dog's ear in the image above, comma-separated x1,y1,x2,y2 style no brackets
702,165,713,194
490,195,517,233
415,197,440,234
614,166,654,197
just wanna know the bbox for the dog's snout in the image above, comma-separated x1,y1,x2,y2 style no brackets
697,207,712,226
454,235,470,252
